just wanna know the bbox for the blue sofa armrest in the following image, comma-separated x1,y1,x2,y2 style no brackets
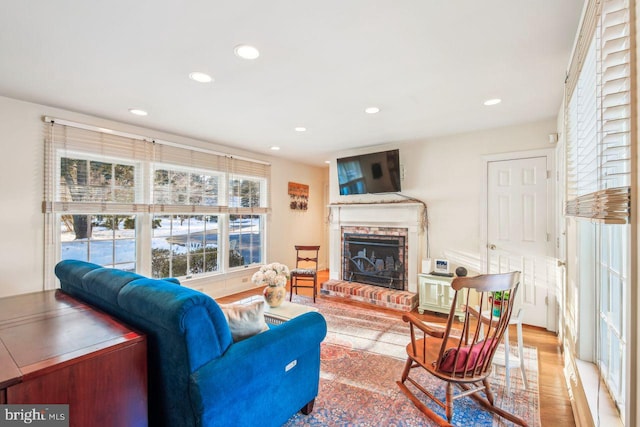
189,311,327,427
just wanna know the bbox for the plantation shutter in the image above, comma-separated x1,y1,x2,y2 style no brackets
564,0,631,223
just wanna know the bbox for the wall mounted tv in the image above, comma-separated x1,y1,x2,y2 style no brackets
337,149,401,195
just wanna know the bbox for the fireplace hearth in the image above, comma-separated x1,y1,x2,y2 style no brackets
342,232,406,290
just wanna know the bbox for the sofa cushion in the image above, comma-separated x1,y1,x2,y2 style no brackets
220,300,269,342
55,260,102,290
291,268,316,275
81,267,144,307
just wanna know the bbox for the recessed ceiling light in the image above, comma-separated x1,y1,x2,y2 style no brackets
295,127,307,132
234,44,260,60
324,160,331,164
128,108,148,116
365,107,380,114
270,146,280,151
189,71,213,83
483,98,502,106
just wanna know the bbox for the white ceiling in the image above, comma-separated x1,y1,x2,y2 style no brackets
0,1,583,166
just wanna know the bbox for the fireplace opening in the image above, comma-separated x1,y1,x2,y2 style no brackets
342,233,406,290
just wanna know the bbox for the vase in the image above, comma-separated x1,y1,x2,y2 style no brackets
263,285,286,308
492,299,505,317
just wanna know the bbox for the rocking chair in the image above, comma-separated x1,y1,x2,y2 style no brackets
397,271,527,427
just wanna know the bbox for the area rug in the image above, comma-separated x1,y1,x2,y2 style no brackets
283,295,540,427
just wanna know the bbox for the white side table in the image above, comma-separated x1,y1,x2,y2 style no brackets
417,274,465,320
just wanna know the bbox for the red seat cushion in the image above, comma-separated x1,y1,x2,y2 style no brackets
438,338,496,373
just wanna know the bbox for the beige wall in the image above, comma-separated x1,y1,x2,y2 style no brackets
0,95,327,298
0,97,45,296
268,157,329,270
328,118,558,274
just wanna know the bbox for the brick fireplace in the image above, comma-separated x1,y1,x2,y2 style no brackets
324,202,425,311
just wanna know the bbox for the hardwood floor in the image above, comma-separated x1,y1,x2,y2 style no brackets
218,270,576,427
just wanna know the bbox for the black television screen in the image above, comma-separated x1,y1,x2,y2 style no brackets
337,149,401,195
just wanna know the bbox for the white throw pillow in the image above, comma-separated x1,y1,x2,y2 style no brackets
220,300,269,342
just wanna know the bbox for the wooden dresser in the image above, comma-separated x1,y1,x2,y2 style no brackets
0,290,147,427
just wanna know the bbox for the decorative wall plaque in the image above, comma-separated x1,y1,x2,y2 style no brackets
288,182,309,211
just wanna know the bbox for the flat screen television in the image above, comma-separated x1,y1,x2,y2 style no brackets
337,149,401,195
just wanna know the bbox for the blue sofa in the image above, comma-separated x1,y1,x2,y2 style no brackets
54,260,327,427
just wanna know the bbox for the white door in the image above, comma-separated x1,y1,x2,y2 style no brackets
487,156,553,328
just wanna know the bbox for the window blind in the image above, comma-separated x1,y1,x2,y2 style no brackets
227,156,270,178
226,155,270,215
564,0,631,223
599,0,631,191
44,121,151,214
565,0,600,103
43,119,271,215
151,142,227,214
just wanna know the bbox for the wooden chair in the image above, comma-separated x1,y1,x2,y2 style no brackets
289,245,320,303
397,271,527,427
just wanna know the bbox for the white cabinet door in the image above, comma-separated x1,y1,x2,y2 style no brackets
417,274,463,318
418,277,440,309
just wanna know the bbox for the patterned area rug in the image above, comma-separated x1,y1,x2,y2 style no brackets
283,296,540,427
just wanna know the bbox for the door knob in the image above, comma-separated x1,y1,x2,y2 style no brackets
488,244,497,250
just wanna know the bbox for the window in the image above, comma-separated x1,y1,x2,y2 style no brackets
229,214,263,268
151,215,219,278
598,223,628,407
60,214,137,271
56,151,141,271
44,120,270,283
153,165,222,206
59,156,138,203
226,174,267,268
563,0,631,417
229,176,265,208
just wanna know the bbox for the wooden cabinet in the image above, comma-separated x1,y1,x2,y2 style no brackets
0,290,147,427
417,274,464,319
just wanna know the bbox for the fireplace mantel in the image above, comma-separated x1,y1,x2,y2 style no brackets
328,202,425,293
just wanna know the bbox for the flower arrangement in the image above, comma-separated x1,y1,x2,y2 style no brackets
251,262,290,287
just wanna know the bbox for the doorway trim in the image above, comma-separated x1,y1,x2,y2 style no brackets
480,147,557,331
